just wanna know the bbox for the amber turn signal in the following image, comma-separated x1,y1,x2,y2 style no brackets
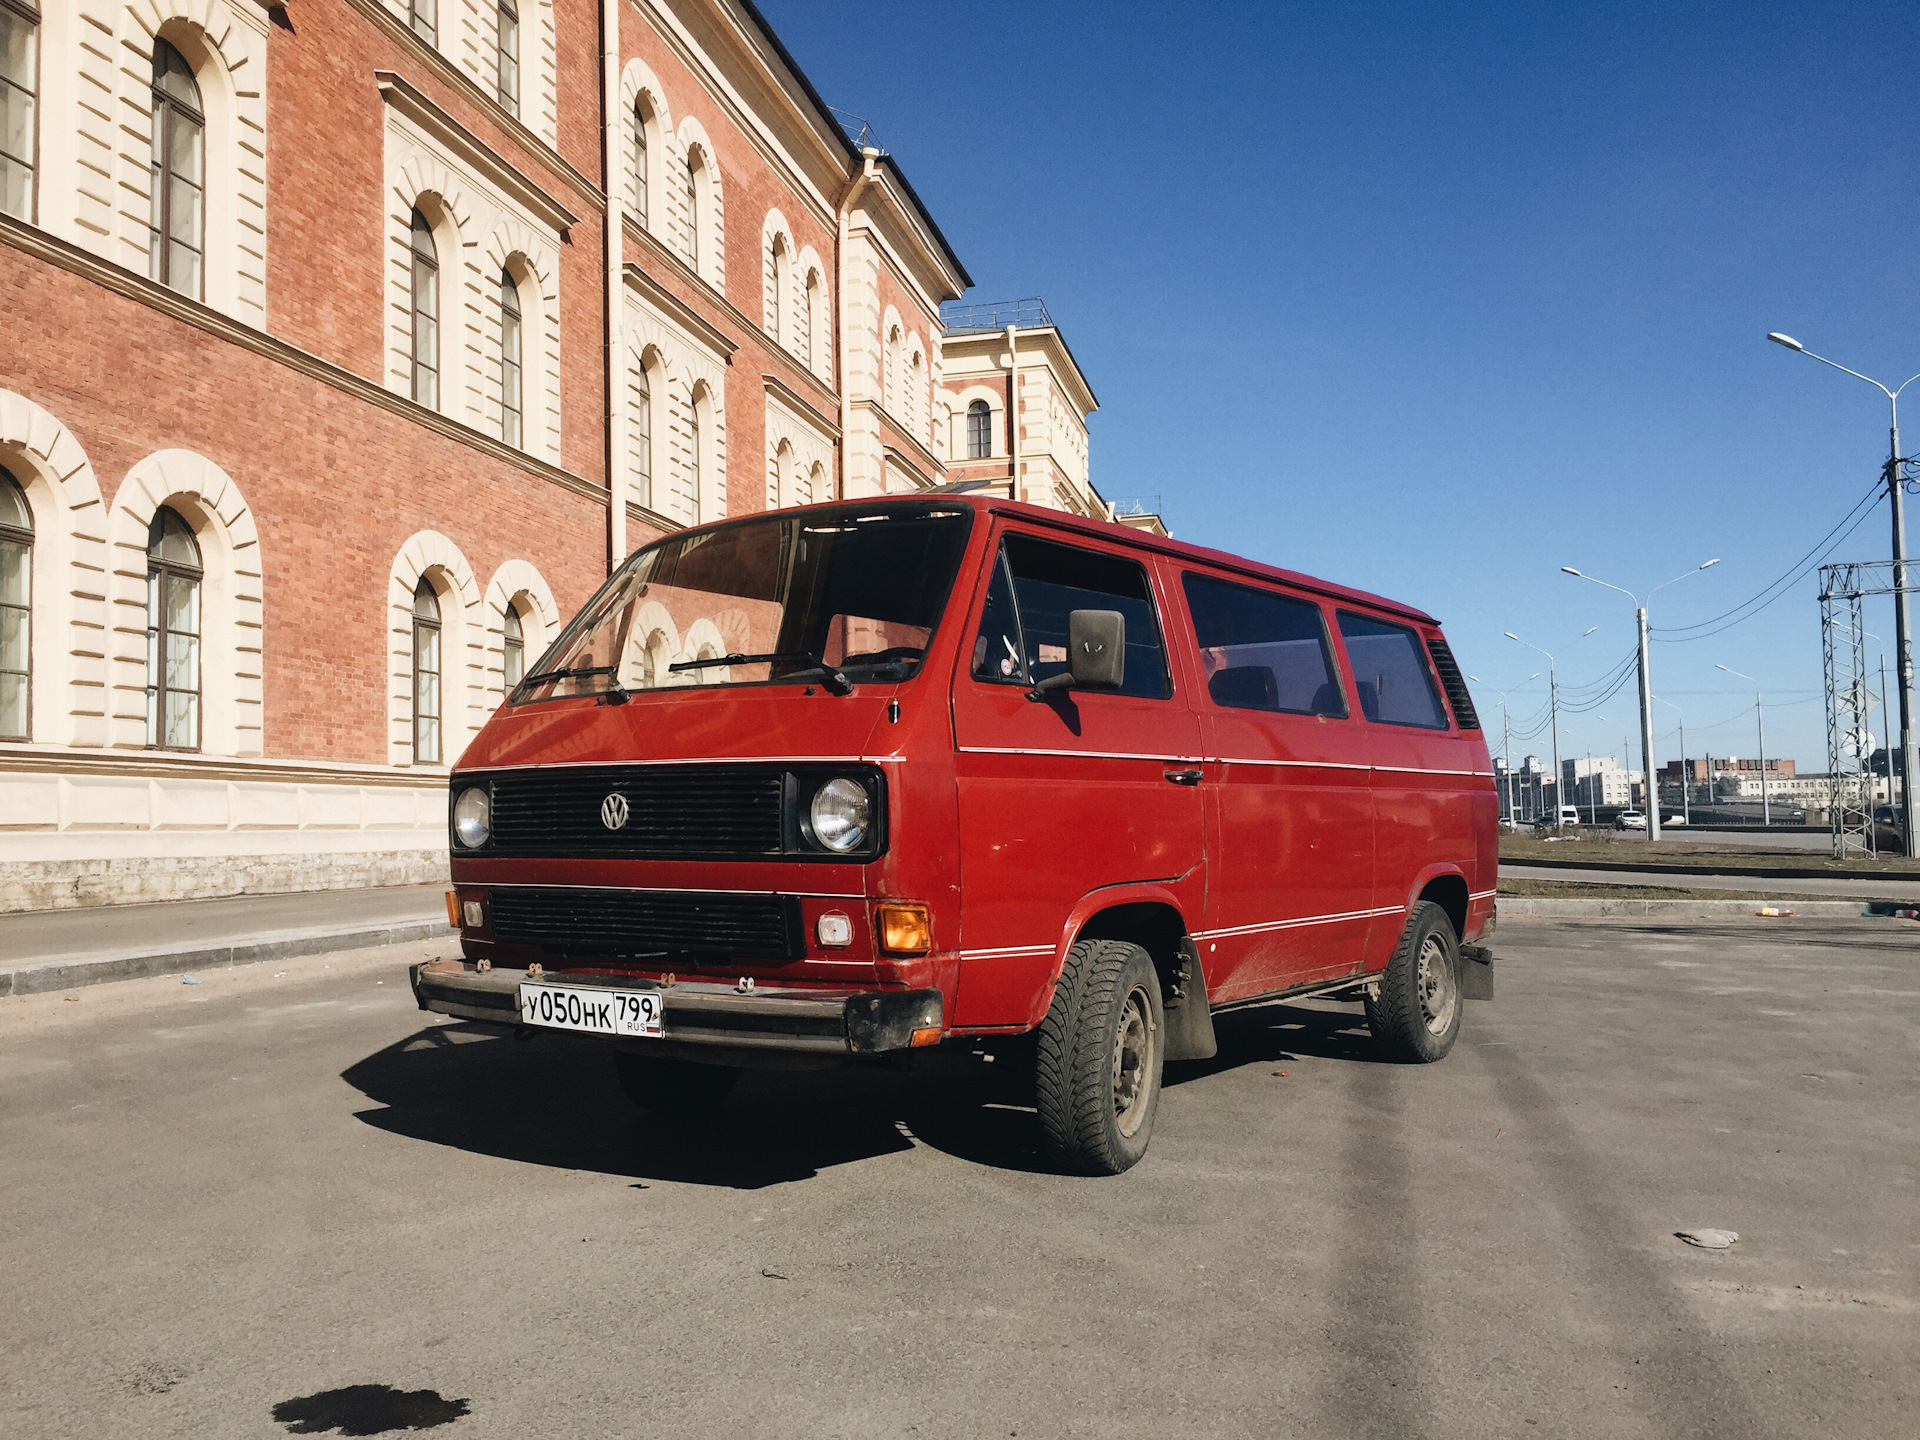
910,1026,943,1047
444,889,460,927
876,902,932,956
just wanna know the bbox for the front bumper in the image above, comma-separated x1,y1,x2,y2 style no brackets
408,958,945,1055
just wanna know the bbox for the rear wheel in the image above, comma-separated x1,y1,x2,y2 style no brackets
1365,901,1462,1063
613,1051,742,1117
1034,939,1164,1174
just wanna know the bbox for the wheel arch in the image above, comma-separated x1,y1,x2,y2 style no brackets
1409,866,1471,942
1051,885,1216,1062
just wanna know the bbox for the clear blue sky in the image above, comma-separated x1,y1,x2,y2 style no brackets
762,0,1920,773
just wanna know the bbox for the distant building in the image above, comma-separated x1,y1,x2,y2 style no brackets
1563,756,1641,810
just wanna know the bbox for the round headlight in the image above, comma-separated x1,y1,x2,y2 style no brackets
809,777,871,852
453,786,491,848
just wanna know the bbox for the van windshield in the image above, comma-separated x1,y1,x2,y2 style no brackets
513,502,975,702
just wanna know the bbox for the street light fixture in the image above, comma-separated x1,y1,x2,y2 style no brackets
1559,559,1719,842
1716,663,1771,827
1505,627,1598,828
1768,330,1920,856
1469,671,1540,826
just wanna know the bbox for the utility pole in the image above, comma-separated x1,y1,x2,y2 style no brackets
1884,654,1896,811
1507,630,1595,829
1758,693,1770,826
1768,333,1920,856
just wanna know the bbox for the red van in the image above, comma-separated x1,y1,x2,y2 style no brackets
412,493,1497,1173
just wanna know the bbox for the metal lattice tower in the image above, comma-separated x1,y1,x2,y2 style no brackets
1819,561,1894,858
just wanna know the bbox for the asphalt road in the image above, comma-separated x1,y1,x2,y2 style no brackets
3,922,1914,1439
1498,862,1920,900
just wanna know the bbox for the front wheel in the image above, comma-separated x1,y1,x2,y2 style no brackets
1365,901,1463,1063
1034,939,1165,1174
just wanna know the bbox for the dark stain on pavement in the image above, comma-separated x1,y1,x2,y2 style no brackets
272,1384,470,1434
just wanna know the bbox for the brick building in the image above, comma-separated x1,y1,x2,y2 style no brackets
0,0,1066,911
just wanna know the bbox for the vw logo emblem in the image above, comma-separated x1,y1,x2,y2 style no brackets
600,793,629,830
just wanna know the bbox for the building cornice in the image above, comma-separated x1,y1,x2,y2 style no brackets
0,215,610,509
0,743,448,788
623,260,738,359
853,398,944,479
625,500,681,535
376,71,580,234
340,0,605,210
763,375,840,439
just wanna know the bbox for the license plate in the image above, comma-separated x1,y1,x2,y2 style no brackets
518,982,663,1038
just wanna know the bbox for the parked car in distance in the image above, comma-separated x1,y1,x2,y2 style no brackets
1872,804,1906,850
1614,810,1647,830
410,493,1498,1174
1664,813,1686,825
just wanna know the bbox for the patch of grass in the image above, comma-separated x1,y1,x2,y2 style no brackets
1496,878,1845,901
1498,831,1920,875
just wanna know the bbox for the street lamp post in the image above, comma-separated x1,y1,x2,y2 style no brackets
1655,696,1689,825
1716,664,1769,826
1469,671,1540,828
1505,628,1598,828
1561,559,1720,843
1768,332,1920,856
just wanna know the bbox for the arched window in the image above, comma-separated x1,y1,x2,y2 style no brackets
502,604,524,690
498,268,522,447
886,325,901,409
967,399,991,459
409,0,435,44
410,207,438,408
146,506,201,751
684,154,699,267
495,0,518,111
631,362,651,507
803,269,820,370
149,39,204,299
631,101,649,229
687,394,701,524
0,467,30,739
0,2,36,222
908,349,924,434
412,577,441,764
768,234,788,346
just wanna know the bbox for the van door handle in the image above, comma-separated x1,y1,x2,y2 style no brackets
1164,768,1203,786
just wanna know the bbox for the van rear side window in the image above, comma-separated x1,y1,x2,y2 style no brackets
1181,573,1345,717
971,534,1171,699
1336,611,1450,729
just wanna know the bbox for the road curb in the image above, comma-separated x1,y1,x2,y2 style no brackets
1502,854,1914,883
0,920,454,997
1498,898,1877,919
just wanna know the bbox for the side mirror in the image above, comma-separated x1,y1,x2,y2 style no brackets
1027,609,1125,701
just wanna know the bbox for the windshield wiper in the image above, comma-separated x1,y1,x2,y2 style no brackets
669,652,854,696
519,663,618,686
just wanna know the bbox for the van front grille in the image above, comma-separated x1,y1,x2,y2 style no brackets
488,887,804,960
483,765,785,859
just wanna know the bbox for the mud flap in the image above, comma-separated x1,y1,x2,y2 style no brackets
1459,944,1494,1001
1162,938,1219,1062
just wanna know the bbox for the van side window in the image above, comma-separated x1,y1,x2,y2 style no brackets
1182,573,1345,717
970,549,1025,681
973,534,1172,699
1336,611,1450,729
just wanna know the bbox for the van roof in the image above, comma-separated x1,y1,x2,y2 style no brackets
948,494,1440,627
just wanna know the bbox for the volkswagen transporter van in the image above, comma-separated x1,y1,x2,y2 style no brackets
412,493,1497,1173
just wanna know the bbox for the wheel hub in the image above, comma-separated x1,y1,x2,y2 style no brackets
1111,983,1156,1138
1416,934,1459,1035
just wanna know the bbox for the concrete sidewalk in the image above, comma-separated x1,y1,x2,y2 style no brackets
0,884,452,996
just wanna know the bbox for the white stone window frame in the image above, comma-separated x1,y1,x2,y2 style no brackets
948,384,1006,461
903,330,928,446
621,285,728,528
37,2,268,324
618,58,672,236
105,448,263,758
881,305,903,420
383,107,565,464
0,390,110,749
386,530,483,768
378,0,557,149
796,246,828,382
675,115,724,290
481,556,556,699
761,209,794,351
765,386,833,513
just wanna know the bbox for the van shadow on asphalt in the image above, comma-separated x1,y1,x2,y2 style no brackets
342,1001,1396,1189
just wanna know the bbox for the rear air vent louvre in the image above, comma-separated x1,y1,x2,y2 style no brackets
1425,639,1481,730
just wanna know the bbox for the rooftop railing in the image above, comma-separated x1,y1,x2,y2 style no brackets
940,297,1055,335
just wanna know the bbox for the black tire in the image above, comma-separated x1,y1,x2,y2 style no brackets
613,1051,742,1117
1034,939,1165,1175
1364,901,1463,1063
